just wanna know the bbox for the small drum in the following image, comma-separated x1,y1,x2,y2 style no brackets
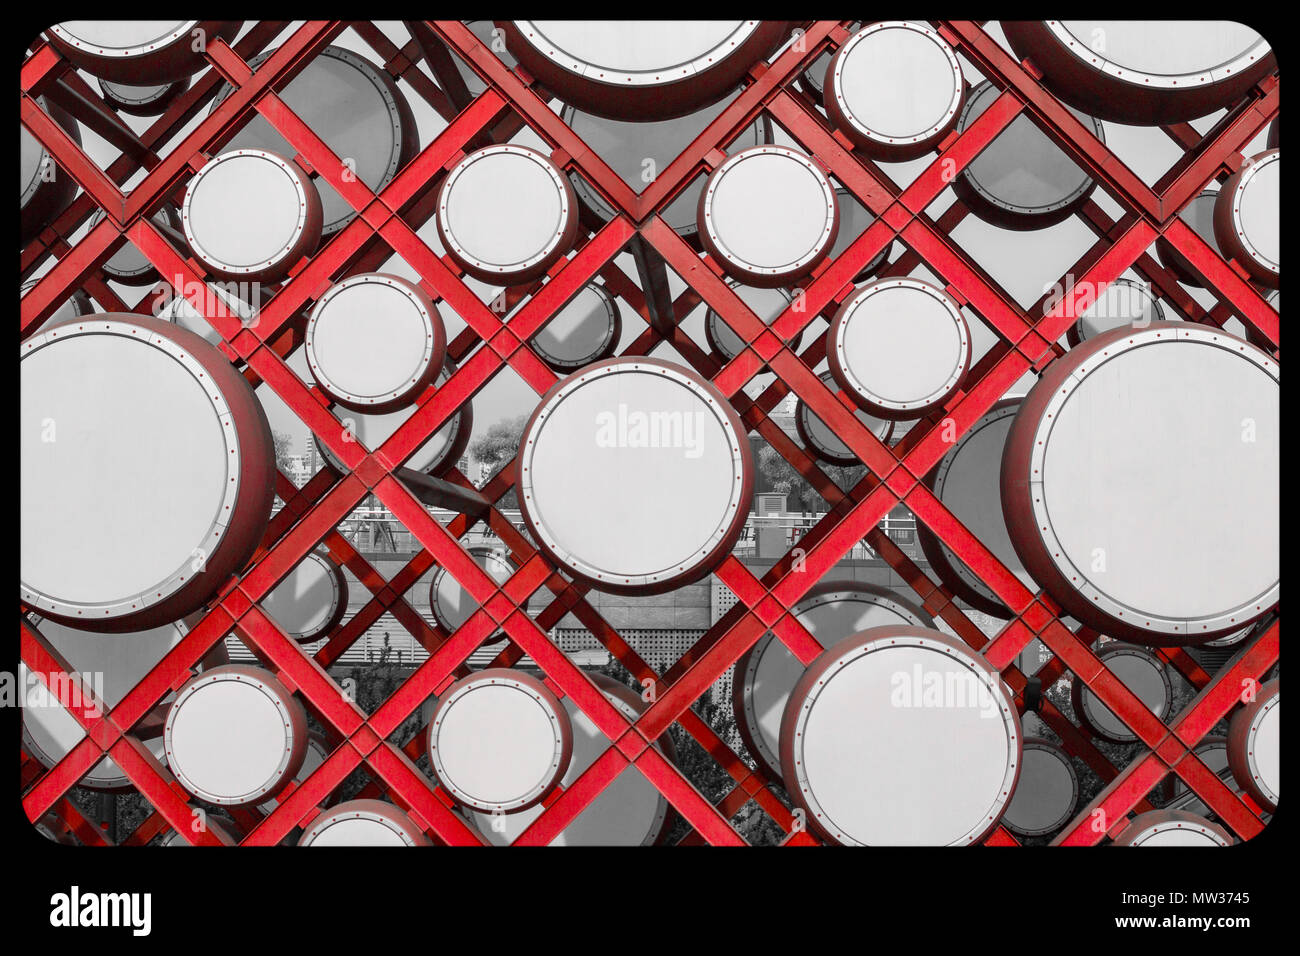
794,22,863,107
828,277,970,419
917,399,1038,617
261,731,337,812
429,544,517,637
21,315,276,632
1112,810,1233,846
1002,21,1275,126
45,21,242,85
1001,738,1079,838
1155,190,1223,288
159,816,239,846
529,282,621,372
436,145,578,286
1071,644,1173,744
795,370,895,466
780,625,1021,846
306,273,447,413
212,46,418,240
21,278,93,337
156,282,264,347
262,549,349,644
1214,150,1279,288
1168,736,1234,818
165,664,308,807
98,77,188,117
1227,678,1279,812
703,282,797,363
698,145,839,287
733,581,934,781
298,799,430,846
469,673,676,845
1267,118,1279,150
500,20,789,121
1002,323,1278,644
518,357,753,595
1065,277,1166,347
427,669,573,813
826,189,893,282
89,205,182,287
562,99,771,241
823,21,965,162
954,80,1105,231
182,149,323,283
20,97,81,247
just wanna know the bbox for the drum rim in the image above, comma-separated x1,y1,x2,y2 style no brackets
48,21,198,57
1075,644,1173,744
299,798,429,846
704,281,796,363
269,549,348,643
98,76,186,108
1002,737,1079,837
795,370,895,466
1113,809,1233,846
1071,277,1166,344
528,282,621,370
1224,150,1280,277
429,543,518,635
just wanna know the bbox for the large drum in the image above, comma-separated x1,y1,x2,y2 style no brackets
1070,644,1173,744
1112,810,1233,846
21,315,275,632
298,799,430,846
261,550,349,645
1214,150,1279,289
1227,678,1279,812
20,97,81,247
45,21,243,84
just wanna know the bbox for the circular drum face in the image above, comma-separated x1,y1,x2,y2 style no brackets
1001,738,1079,838
1067,278,1166,346
699,146,839,287
827,189,893,282
780,625,1022,846
1215,150,1279,288
436,145,578,286
1002,323,1278,644
529,283,621,372
795,371,895,467
955,80,1105,230
46,21,241,84
1155,191,1223,288
21,315,276,632
733,581,934,781
158,282,263,347
165,665,307,807
183,149,323,283
824,21,965,162
1071,645,1173,744
704,282,796,363
502,20,788,121
1169,736,1233,817
1112,810,1233,846
89,206,181,286
160,817,237,846
212,46,417,239
917,400,1037,617
262,550,348,644
299,799,430,846
1002,21,1275,126
1227,678,1279,811
429,545,517,636
98,77,187,117
306,274,447,413
428,669,573,813
21,615,186,791
562,100,771,240
518,358,753,594
829,278,970,419
469,674,675,845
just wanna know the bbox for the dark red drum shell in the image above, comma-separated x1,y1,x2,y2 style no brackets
21,97,82,247
46,21,244,85
498,20,790,122
1111,809,1234,846
1001,21,1276,127
1213,150,1280,289
1226,677,1279,812
98,78,189,117
1068,645,1171,744
1154,197,1219,289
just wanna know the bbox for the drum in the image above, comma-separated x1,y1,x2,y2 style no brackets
468,673,676,845
794,22,862,107
20,97,81,246
795,370,895,466
780,625,1021,846
429,544,517,637
21,278,93,337
1227,678,1279,812
45,21,242,84
156,281,265,347
826,189,893,282
427,669,572,813
1214,150,1279,289
1267,118,1279,150
212,46,418,241
1001,21,1275,126
98,77,188,117
298,799,430,846
561,98,772,242
164,664,308,807
261,731,337,812
436,145,579,286
499,20,789,121
703,282,797,364
1070,644,1173,744
1002,323,1278,644
1001,738,1079,838
1112,809,1233,846
89,205,182,287
528,282,621,372
1168,735,1235,818
182,149,323,283
1065,277,1166,347
733,581,934,781
262,550,349,644
306,273,447,413
1155,190,1223,288
828,277,970,420
159,816,239,846
954,80,1105,231
452,21,517,98
21,315,276,632
698,145,839,288
517,357,753,595
823,21,965,162
916,399,1039,617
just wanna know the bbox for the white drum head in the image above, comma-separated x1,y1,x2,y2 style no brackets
1158,191,1221,285
158,283,260,346
430,545,516,635
299,799,429,846
1076,646,1172,743
49,21,196,57
262,733,333,811
796,371,894,466
1229,680,1279,810
262,550,347,643
1170,736,1232,817
705,283,794,362
1072,278,1166,342
530,283,620,371
1001,738,1078,837
1220,150,1279,283
1114,810,1233,846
